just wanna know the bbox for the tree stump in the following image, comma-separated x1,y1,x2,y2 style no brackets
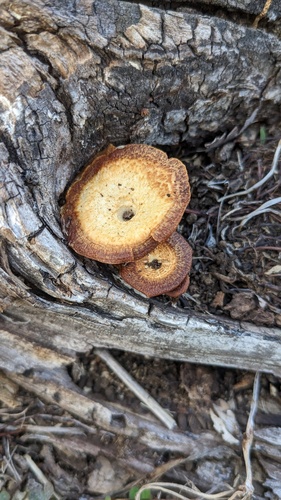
1,0,281,392
1,1,281,496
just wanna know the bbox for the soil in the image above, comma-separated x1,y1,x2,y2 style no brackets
1,129,281,499
104,127,281,327
1,357,281,499
178,129,281,328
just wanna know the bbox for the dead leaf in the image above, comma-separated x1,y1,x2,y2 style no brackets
211,291,225,308
224,292,256,319
87,456,130,494
265,264,281,275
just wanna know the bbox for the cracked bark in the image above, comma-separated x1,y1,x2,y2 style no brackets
1,0,281,396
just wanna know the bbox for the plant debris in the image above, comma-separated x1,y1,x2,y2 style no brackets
173,132,281,327
1,357,281,498
1,132,280,498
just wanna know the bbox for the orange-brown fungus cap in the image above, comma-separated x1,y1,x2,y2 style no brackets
166,273,190,298
61,144,191,264
120,232,192,297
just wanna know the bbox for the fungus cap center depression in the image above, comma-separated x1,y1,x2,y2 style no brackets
76,157,175,246
139,244,178,280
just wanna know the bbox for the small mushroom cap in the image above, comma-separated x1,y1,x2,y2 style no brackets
61,144,190,264
166,273,190,298
120,232,192,297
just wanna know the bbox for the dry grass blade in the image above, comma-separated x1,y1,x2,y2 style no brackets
205,108,259,151
2,437,21,483
239,197,281,226
95,348,177,429
253,0,273,28
220,201,257,221
219,139,281,203
135,481,235,500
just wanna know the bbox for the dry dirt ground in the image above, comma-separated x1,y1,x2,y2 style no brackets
0,127,281,499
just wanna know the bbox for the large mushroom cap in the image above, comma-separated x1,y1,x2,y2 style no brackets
61,144,190,264
120,232,192,297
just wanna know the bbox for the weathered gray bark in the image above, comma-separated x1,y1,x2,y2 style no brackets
1,0,281,386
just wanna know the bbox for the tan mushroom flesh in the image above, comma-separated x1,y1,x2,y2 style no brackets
120,232,192,297
61,144,190,264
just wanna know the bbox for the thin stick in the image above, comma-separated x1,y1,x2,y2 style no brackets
95,348,177,430
219,139,281,203
4,424,85,435
242,372,261,496
24,454,61,499
25,453,49,486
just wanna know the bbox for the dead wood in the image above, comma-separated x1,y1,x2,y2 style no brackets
0,0,281,387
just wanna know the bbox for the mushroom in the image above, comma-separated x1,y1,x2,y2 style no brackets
165,274,190,299
120,232,192,298
61,144,190,264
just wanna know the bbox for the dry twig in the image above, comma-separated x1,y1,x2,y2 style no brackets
95,348,177,430
24,453,61,500
242,372,260,497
